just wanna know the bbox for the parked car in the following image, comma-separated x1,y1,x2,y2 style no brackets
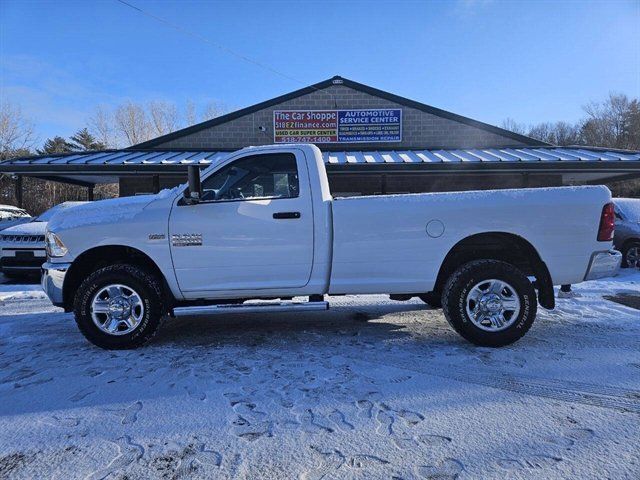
42,144,620,350
613,198,640,268
0,202,87,278
0,205,32,231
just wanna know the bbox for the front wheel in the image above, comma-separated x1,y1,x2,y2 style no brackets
73,264,165,349
442,260,537,347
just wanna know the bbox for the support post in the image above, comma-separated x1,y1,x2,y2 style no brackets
152,175,160,194
14,176,23,208
87,185,95,201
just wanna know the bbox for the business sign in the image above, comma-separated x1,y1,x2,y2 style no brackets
273,109,402,143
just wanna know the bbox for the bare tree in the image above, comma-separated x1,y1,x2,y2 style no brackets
0,102,36,159
114,102,152,146
201,100,227,121
184,100,197,127
88,106,119,148
581,93,640,149
500,118,527,135
148,101,179,136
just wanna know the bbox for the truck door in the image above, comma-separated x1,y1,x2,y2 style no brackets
169,150,314,294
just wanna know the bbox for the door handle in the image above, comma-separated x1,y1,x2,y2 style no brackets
273,211,301,219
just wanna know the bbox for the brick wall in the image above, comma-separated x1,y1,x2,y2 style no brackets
153,84,528,151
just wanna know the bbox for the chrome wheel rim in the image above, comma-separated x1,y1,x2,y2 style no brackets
626,247,640,268
91,284,144,336
465,279,521,332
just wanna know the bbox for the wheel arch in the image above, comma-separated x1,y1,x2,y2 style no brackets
434,232,555,310
62,245,174,312
621,237,640,250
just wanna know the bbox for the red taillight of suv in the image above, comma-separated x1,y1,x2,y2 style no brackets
597,202,615,241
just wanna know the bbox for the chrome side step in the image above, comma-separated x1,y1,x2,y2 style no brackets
173,301,329,317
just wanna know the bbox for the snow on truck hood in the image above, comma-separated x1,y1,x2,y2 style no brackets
46,188,177,232
0,221,47,236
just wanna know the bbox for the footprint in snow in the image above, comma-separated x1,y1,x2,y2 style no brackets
42,415,81,428
69,386,95,403
356,399,374,419
346,454,389,469
122,401,143,425
172,443,222,478
416,434,452,447
496,454,562,471
389,375,412,384
375,409,394,436
298,409,334,434
328,409,355,431
302,446,345,480
184,385,206,401
544,427,594,448
415,458,464,479
397,409,424,427
85,435,144,480
231,416,273,442
233,401,266,418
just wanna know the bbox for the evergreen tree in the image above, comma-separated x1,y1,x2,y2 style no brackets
69,128,106,151
37,136,74,155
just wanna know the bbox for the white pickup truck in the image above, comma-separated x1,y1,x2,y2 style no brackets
42,144,621,349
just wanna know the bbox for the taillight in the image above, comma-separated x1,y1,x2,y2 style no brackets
597,202,615,241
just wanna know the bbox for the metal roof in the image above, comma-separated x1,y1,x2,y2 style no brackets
2,147,639,168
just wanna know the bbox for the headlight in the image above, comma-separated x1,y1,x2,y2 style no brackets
45,231,68,257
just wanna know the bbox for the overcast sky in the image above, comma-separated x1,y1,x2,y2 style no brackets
1,0,638,142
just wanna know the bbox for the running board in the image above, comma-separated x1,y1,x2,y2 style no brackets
173,301,329,317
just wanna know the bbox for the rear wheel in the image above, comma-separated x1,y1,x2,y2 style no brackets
73,264,165,349
442,259,537,347
621,241,640,268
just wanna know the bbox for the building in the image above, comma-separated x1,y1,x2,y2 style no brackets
1,76,639,203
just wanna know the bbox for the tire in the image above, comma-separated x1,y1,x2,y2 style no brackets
621,241,640,268
418,291,442,308
442,259,537,347
73,264,165,349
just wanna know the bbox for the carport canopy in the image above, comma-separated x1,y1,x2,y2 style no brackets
1,146,640,197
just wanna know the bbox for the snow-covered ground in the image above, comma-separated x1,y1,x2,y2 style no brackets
0,272,639,479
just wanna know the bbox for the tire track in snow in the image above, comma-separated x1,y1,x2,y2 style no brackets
348,356,640,414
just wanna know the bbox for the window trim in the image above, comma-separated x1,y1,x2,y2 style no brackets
179,152,301,206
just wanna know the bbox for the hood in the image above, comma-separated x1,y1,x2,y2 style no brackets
0,221,47,236
47,190,176,232
47,195,155,232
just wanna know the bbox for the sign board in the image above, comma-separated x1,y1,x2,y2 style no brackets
273,109,402,143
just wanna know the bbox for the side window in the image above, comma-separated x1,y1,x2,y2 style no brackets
201,153,299,202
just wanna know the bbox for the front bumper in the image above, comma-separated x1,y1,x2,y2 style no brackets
584,249,622,281
0,253,46,274
41,261,72,307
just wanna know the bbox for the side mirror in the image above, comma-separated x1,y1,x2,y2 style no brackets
185,165,202,204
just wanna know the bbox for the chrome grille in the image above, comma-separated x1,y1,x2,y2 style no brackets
1,235,45,243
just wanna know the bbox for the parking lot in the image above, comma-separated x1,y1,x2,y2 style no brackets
1,272,639,479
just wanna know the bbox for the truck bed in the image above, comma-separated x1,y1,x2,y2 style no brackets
328,186,611,294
